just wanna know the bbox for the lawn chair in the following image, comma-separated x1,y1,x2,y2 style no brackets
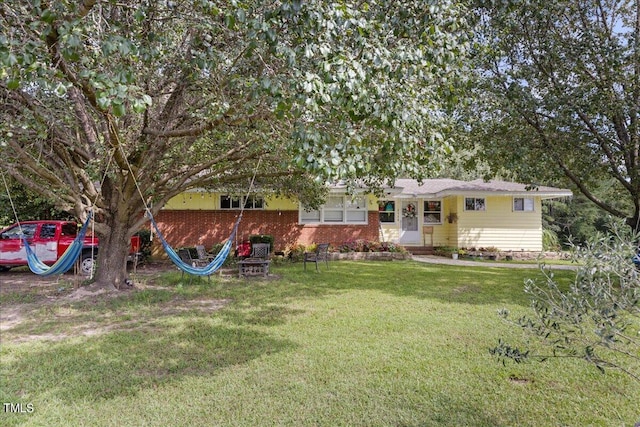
177,248,211,282
195,245,214,263
304,243,330,271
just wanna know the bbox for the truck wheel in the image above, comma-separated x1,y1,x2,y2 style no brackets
78,253,96,276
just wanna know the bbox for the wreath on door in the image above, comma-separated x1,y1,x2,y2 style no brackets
402,203,417,218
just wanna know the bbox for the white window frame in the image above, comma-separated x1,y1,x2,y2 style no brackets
513,197,535,212
300,195,368,224
378,200,396,223
423,200,443,224
464,197,486,211
220,195,264,210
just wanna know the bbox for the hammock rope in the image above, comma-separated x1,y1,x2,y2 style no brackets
147,210,241,276
1,151,113,276
22,212,93,276
114,129,262,276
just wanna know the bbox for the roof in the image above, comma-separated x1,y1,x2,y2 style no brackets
387,179,572,199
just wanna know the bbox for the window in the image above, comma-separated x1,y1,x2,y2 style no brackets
220,195,264,210
423,200,442,224
300,195,368,224
465,197,486,211
61,223,78,236
39,224,57,239
1,224,37,239
514,197,534,212
378,201,395,223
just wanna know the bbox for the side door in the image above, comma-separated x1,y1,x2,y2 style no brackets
0,223,38,265
35,223,59,263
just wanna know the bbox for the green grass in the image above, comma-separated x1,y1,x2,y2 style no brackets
1,260,638,426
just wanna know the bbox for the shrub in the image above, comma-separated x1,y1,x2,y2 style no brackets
492,220,640,380
249,234,274,251
285,243,307,262
337,240,408,253
210,242,235,266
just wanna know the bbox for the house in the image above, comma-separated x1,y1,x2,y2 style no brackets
152,179,571,255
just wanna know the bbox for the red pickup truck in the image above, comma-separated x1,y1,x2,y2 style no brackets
0,220,140,275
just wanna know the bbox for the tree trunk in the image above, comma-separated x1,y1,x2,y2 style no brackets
627,210,640,234
92,217,131,290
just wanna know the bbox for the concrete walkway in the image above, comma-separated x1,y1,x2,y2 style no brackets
411,255,578,270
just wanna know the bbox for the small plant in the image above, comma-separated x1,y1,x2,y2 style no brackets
285,243,306,262
434,246,457,257
492,220,640,381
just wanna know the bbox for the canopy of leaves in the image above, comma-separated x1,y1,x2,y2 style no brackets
467,0,640,229
0,0,470,228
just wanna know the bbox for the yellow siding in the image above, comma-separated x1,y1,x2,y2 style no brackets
379,225,399,243
163,191,543,250
454,196,542,251
164,192,378,211
164,192,298,210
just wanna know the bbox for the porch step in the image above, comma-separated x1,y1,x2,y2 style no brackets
404,246,435,256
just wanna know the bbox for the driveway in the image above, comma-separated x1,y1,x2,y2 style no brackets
412,255,579,270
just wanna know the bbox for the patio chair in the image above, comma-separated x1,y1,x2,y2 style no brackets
195,245,214,263
304,243,330,271
177,248,212,282
249,243,271,260
238,243,271,277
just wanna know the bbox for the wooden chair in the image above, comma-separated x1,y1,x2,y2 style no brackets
304,243,330,271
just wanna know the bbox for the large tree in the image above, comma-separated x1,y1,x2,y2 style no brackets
0,1,468,288
467,0,640,230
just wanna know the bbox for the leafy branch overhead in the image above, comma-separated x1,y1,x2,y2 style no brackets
0,1,469,287
468,0,640,230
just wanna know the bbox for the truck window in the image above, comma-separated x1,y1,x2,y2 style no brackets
40,224,57,239
61,223,77,237
1,224,37,239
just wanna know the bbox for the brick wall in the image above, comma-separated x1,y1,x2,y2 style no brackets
152,210,380,254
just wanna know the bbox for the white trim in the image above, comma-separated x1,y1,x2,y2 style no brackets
464,197,486,211
513,197,535,212
299,195,368,225
423,199,443,225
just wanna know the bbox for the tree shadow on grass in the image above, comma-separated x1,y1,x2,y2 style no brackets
2,319,295,403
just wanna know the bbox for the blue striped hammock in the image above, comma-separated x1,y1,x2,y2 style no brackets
147,211,241,276
22,211,93,276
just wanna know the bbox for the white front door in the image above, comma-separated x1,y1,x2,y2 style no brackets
399,200,420,244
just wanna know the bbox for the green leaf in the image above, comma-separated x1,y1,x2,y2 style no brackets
112,102,126,117
7,79,20,90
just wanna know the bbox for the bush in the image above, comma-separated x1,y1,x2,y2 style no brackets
210,242,234,267
284,243,307,262
492,220,640,380
542,228,561,251
337,240,407,253
250,234,274,251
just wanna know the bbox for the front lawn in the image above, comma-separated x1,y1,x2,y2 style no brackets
1,260,638,426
